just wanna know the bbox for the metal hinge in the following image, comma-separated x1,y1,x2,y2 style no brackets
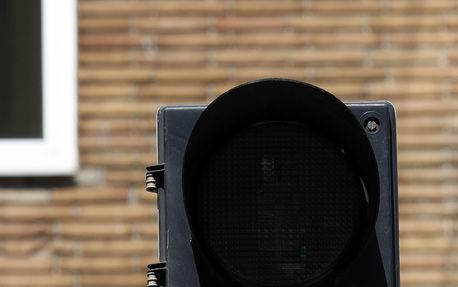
147,262,166,287
146,164,165,193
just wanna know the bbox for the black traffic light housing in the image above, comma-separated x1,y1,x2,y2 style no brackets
147,79,399,287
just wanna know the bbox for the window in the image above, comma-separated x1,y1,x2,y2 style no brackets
0,0,77,175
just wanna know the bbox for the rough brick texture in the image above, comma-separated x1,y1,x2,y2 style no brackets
1,0,458,286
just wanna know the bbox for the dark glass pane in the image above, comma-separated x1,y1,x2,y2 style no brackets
0,0,42,138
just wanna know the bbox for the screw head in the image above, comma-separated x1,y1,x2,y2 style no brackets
364,117,380,133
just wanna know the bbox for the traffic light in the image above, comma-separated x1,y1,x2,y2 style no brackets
146,79,399,287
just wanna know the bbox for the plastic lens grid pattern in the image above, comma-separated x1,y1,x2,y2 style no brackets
194,122,366,286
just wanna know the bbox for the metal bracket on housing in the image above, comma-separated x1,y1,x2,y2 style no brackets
146,164,165,193
147,262,167,287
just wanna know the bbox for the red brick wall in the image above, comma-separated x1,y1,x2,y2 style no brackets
1,0,458,286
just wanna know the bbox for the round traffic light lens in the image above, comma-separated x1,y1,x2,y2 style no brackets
193,121,366,286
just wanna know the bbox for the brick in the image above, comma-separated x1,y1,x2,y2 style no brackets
386,32,458,46
451,83,458,94
407,273,458,286
400,220,447,236
79,18,129,31
79,68,153,82
401,254,446,269
215,17,287,31
105,169,146,185
232,1,302,14
137,84,207,98
80,240,156,256
400,238,456,252
386,0,458,12
151,2,225,14
211,50,364,66
401,101,453,118
0,189,51,204
239,33,380,47
148,51,207,67
79,119,155,135
78,205,154,221
80,51,206,66
153,96,206,105
81,274,144,287
0,223,52,238
290,50,365,65
51,240,79,256
372,16,440,31
400,203,457,217
156,34,227,47
449,51,458,63
307,33,380,46
0,275,74,287
134,186,157,202
289,16,367,31
79,84,133,97
308,1,380,13
79,51,133,65
397,116,458,133
59,223,133,238
0,258,52,273
60,258,133,273
156,33,305,48
79,34,146,47
389,67,458,79
77,1,302,16
52,188,128,204
139,256,158,268
312,67,384,81
78,2,154,15
137,223,159,238
76,167,113,186
55,240,154,258
211,50,286,65
399,167,458,183
80,152,155,168
447,17,458,29
155,68,228,82
399,184,458,201
401,271,446,285
368,82,446,99
399,134,458,148
2,239,49,256
372,50,439,66
80,83,207,100
232,67,305,82
399,150,458,167
76,50,208,67
134,17,208,32
0,205,74,221
79,102,161,117
79,135,153,151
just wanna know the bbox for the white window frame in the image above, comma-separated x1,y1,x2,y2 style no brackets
0,0,78,176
